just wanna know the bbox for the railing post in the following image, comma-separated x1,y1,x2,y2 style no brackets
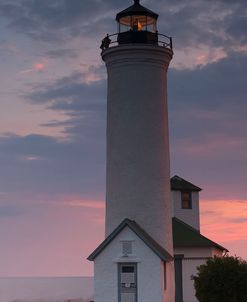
170,37,173,50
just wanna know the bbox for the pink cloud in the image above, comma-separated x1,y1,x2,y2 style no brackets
20,60,47,74
63,200,105,209
236,45,247,53
200,199,247,259
0,42,21,55
174,135,246,157
33,62,46,72
172,46,228,70
195,47,227,66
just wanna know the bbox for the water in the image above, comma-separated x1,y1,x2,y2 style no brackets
0,276,93,302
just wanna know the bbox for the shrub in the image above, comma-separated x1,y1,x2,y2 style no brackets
193,256,247,302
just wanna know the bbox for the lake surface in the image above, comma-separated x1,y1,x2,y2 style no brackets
0,276,93,302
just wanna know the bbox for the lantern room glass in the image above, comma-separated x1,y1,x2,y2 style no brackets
118,15,157,33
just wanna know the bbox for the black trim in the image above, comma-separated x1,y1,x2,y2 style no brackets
183,257,211,260
174,255,183,302
173,217,228,252
163,261,167,290
116,2,158,22
171,175,202,192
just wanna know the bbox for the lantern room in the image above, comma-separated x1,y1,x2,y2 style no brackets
116,0,159,45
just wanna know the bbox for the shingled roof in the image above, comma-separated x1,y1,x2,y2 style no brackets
173,217,228,252
88,218,173,261
171,175,202,192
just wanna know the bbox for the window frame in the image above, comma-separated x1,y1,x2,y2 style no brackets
181,191,192,209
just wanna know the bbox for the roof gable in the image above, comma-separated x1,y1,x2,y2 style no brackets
171,175,202,192
88,219,173,261
173,217,228,251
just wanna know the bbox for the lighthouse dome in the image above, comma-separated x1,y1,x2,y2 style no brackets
116,0,158,33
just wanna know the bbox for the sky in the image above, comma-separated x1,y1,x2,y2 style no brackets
0,0,246,277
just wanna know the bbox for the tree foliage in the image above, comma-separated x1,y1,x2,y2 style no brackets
193,256,247,302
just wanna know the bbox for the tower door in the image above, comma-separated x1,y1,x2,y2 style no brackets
118,263,137,302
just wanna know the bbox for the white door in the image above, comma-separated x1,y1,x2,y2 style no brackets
119,263,137,302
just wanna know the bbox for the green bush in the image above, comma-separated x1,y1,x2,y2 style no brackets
193,256,247,302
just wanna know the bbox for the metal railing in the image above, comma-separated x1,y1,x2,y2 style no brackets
100,32,173,51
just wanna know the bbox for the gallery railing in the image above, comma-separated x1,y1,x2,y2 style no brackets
100,32,173,51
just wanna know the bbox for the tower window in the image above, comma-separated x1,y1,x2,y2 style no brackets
122,241,133,256
181,191,192,209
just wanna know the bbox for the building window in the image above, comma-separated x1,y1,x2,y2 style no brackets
122,241,133,256
181,191,192,209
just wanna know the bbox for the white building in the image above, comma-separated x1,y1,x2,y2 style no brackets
171,175,228,302
88,174,228,302
88,219,173,302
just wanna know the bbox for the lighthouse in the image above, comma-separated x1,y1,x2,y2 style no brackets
88,1,174,301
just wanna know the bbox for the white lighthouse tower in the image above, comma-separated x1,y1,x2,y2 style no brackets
88,1,174,301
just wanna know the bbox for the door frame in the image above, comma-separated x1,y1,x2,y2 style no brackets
118,262,138,302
